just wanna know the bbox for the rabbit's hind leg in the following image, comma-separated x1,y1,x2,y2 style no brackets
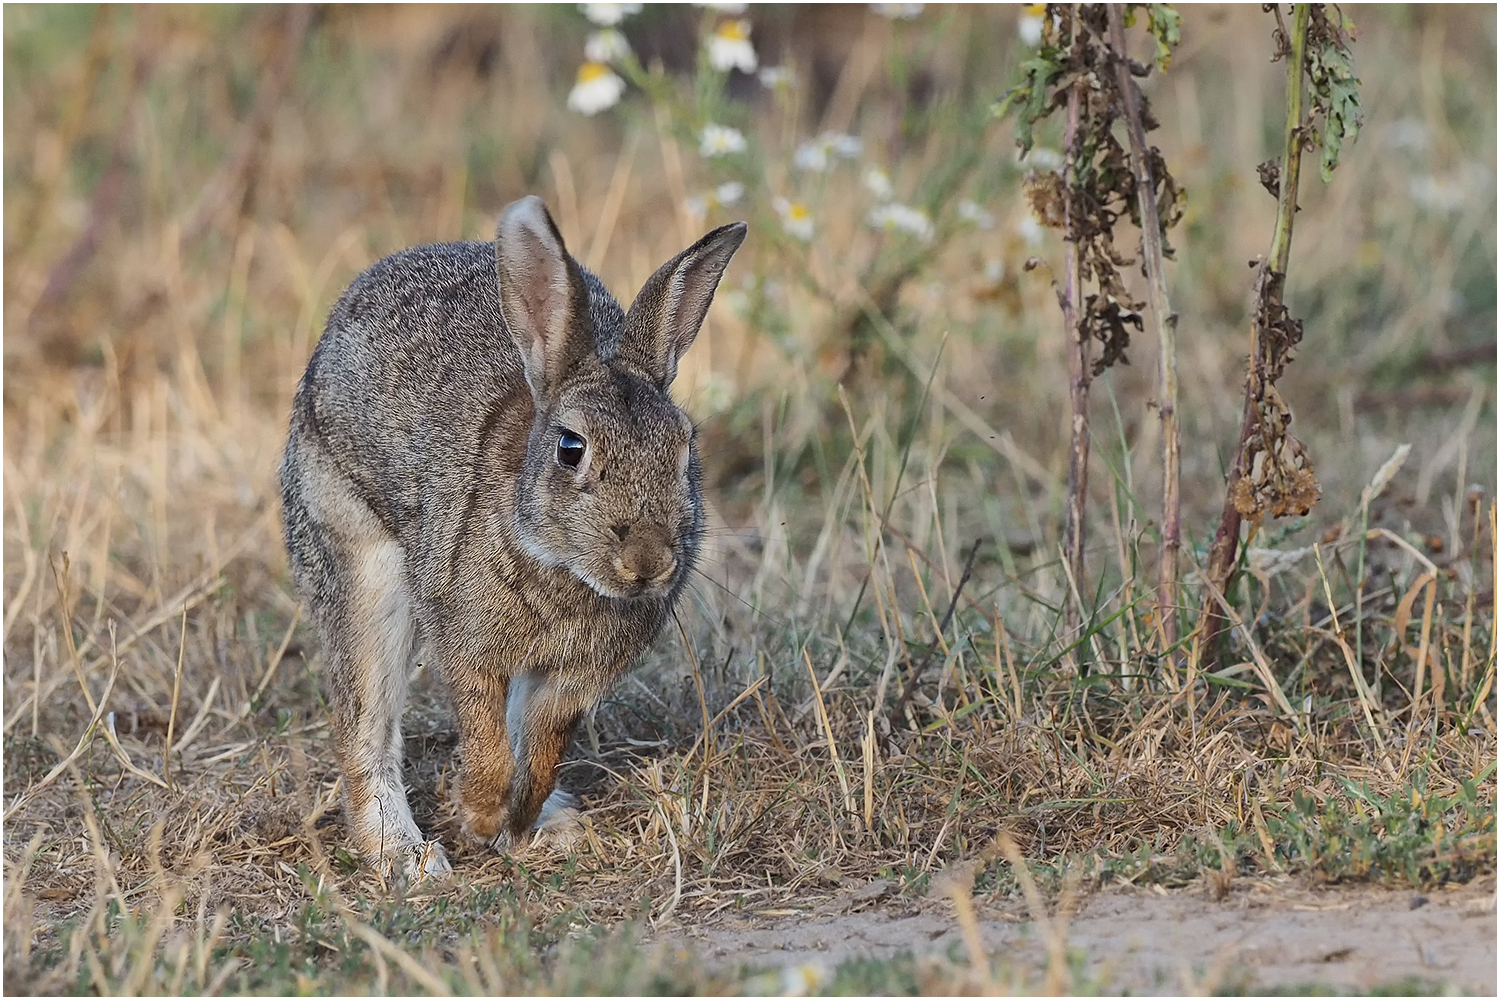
282,436,449,882
339,539,450,881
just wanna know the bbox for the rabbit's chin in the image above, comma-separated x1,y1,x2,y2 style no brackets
574,567,675,602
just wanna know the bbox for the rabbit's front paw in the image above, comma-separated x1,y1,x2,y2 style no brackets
459,804,517,853
375,839,452,883
530,789,584,850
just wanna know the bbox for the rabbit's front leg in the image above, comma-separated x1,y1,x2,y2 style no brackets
449,670,516,847
477,670,587,847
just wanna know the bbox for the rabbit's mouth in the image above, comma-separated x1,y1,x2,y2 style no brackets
611,553,678,592
573,554,678,600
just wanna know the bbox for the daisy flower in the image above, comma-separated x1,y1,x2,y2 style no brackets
581,3,640,26
773,197,815,241
584,28,631,64
568,62,626,115
870,3,923,19
794,140,829,173
1018,213,1045,247
794,132,863,172
714,181,745,206
699,123,748,157
868,202,934,242
706,19,758,73
758,65,795,90
1018,4,1045,46
687,180,748,222
864,167,894,200
958,199,995,229
828,133,863,159
1020,146,1064,171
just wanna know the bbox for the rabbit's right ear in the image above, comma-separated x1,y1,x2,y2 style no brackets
496,196,593,401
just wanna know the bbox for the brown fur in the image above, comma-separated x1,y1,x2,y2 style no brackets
280,197,746,878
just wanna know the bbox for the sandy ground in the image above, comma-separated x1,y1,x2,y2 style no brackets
669,878,1498,994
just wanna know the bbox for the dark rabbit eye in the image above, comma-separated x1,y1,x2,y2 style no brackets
556,430,586,469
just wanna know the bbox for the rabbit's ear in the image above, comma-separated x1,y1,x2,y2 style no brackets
496,196,594,400
618,222,747,387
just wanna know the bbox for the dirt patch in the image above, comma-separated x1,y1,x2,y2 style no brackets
668,879,1498,994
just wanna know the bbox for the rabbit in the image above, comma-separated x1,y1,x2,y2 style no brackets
280,196,746,880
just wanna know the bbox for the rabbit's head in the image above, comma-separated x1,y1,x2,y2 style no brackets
496,197,746,600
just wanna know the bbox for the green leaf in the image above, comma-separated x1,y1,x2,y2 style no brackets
993,52,1062,155
1144,4,1182,71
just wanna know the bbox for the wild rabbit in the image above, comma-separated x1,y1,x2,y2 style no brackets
280,197,746,879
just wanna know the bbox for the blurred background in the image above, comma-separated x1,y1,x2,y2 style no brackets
3,2,1495,734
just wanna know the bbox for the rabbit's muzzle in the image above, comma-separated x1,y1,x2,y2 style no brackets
609,521,678,594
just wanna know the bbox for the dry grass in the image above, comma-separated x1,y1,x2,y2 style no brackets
3,5,1495,995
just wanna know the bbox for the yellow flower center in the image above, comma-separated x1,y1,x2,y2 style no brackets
577,61,612,83
715,20,750,42
787,203,809,221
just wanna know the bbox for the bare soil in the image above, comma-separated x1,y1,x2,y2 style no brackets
667,878,1498,994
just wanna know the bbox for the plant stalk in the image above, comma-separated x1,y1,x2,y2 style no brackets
1061,70,1089,649
1107,6,1181,669
1204,2,1311,660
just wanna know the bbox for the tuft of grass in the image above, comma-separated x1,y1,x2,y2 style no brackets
1261,765,1498,886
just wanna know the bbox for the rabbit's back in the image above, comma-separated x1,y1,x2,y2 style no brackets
292,241,529,547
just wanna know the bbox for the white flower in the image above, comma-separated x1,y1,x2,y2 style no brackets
1019,146,1064,171
870,3,923,19
699,123,748,157
794,141,829,173
868,202,934,241
1384,118,1429,154
695,1,747,12
1018,213,1045,247
828,133,863,159
584,28,631,64
567,62,626,115
958,199,995,229
1018,13,1044,46
1018,4,1060,46
758,65,795,90
706,19,758,74
686,181,747,222
864,167,894,200
1410,175,1465,212
780,961,831,997
580,3,640,26
1410,163,1489,213
794,132,863,172
773,197,814,241
698,370,736,414
983,258,1005,283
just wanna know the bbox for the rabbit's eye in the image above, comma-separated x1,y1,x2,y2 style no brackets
556,430,586,469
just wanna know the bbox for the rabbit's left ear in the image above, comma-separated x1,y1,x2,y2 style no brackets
617,222,747,387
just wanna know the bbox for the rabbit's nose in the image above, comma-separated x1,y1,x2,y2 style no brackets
612,524,675,587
